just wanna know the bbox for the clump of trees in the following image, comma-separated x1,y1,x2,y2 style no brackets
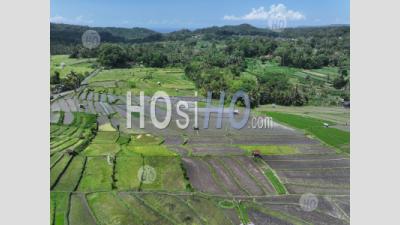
333,75,348,89
50,71,61,84
184,61,308,107
50,71,84,92
333,67,350,90
98,44,130,68
257,73,307,106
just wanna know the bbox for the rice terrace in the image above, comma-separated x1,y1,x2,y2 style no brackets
50,2,350,225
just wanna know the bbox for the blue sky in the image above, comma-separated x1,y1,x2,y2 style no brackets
51,0,349,31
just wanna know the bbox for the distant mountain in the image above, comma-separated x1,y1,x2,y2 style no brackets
51,23,162,54
51,23,159,44
50,23,349,54
193,24,275,36
192,23,350,39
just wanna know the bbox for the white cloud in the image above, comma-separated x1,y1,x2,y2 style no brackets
50,15,93,25
50,16,67,23
223,4,305,21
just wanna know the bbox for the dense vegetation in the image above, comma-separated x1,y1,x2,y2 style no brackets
51,23,349,106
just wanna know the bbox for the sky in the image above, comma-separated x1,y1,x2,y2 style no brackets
50,0,349,31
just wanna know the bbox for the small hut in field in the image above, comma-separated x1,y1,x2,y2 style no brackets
252,150,262,159
66,149,77,156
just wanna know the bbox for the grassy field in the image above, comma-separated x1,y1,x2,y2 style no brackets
256,104,350,129
78,157,113,192
118,145,177,157
84,143,121,156
264,169,287,195
51,55,96,78
246,59,298,77
246,59,340,84
69,194,97,225
117,193,168,224
141,156,187,191
116,133,131,145
91,131,119,144
237,201,250,224
84,131,121,156
129,133,164,145
264,111,350,153
311,66,341,78
50,155,72,188
99,123,117,132
238,145,299,155
50,192,70,225
115,156,143,190
87,192,137,225
87,67,196,96
139,193,205,224
53,156,85,191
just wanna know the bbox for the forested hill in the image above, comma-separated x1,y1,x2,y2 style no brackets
51,23,349,54
51,23,160,54
51,23,158,42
